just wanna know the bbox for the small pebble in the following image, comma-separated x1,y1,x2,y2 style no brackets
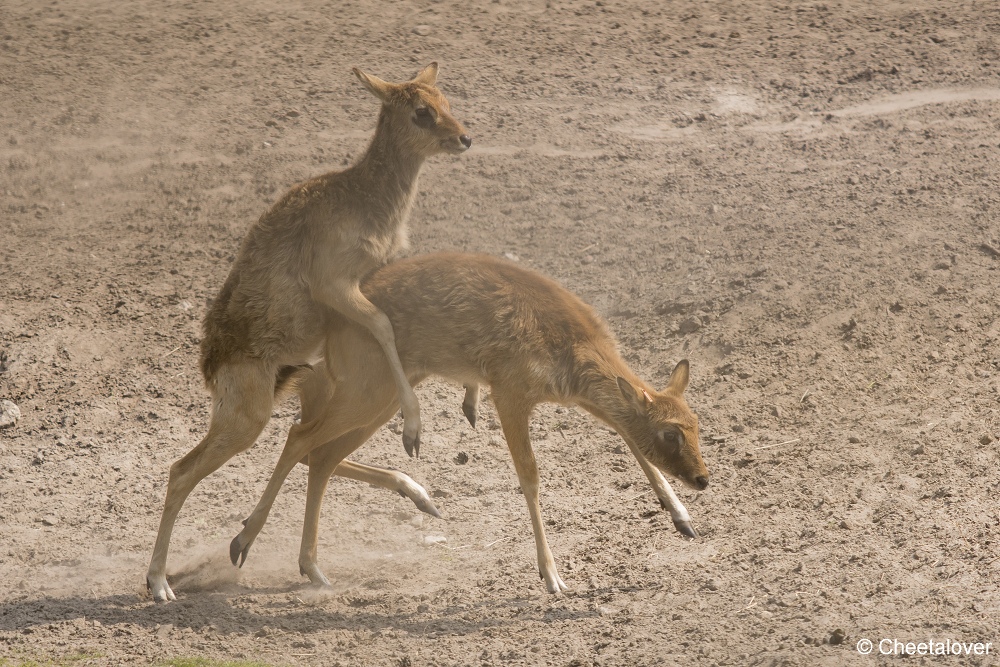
0,400,20,428
421,535,447,546
412,25,432,36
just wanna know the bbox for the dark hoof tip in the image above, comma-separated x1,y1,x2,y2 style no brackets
673,520,698,539
462,402,477,429
230,535,250,567
403,433,420,458
229,536,242,566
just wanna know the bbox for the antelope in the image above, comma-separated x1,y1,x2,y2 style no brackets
228,253,710,595
145,63,471,602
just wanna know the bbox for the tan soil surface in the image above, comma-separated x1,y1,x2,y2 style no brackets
2,0,999,665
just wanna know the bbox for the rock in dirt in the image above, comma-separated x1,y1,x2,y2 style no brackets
412,25,432,36
830,629,846,645
678,317,701,334
0,400,20,428
421,535,447,546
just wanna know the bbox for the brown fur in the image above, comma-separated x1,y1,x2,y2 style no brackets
146,63,470,602
230,253,710,594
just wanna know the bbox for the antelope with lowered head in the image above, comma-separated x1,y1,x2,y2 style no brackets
228,253,710,595
146,63,471,602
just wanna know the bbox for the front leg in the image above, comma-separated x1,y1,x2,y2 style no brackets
313,279,422,457
622,438,697,538
461,383,480,428
492,392,567,594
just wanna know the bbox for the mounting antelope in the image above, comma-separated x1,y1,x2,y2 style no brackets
146,63,471,602
228,253,710,595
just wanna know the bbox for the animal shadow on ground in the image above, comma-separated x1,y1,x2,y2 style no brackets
0,583,643,637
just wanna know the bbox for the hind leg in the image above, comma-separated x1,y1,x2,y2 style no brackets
333,460,440,518
297,422,393,587
146,362,274,602
228,357,403,569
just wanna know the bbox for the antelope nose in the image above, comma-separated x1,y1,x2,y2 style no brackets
459,134,472,148
695,475,709,490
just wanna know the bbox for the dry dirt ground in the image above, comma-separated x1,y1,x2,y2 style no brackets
2,0,999,665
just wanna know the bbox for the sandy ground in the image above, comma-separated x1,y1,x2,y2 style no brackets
2,0,1000,665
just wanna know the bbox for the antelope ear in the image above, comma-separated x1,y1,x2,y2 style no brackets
352,67,393,101
665,359,690,394
617,376,652,416
412,62,439,85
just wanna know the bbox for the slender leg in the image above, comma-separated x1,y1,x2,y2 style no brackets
297,420,394,586
313,280,422,457
229,348,404,569
461,383,480,428
333,460,440,518
228,408,357,568
622,439,697,538
492,392,567,594
146,362,274,601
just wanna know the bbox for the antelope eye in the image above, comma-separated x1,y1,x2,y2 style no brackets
413,106,435,128
659,430,683,450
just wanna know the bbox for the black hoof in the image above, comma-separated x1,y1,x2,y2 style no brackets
403,432,420,458
673,519,698,539
462,401,477,428
230,535,251,567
